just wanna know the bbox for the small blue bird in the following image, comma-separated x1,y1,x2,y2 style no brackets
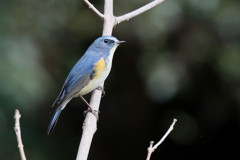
47,36,125,134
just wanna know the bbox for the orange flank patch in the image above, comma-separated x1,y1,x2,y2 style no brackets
92,58,106,80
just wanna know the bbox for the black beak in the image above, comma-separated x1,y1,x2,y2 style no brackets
116,40,126,44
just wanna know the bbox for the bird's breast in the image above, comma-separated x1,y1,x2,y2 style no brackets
76,57,111,96
91,58,107,80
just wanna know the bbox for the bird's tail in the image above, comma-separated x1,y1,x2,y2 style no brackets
47,107,63,135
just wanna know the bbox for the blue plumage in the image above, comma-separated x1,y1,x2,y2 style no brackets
47,36,125,134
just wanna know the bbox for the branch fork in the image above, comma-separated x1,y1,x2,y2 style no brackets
84,0,165,27
146,119,177,160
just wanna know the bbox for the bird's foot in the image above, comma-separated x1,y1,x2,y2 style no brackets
84,107,100,120
80,95,99,120
96,86,105,97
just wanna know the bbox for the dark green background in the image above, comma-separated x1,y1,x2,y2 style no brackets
1,0,240,159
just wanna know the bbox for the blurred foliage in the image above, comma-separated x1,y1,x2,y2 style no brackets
0,0,240,159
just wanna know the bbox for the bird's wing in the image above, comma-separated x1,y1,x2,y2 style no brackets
52,55,96,108
52,73,91,107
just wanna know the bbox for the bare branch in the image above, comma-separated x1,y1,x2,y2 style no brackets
146,119,177,160
76,1,115,159
102,0,114,36
76,85,103,160
153,119,177,149
76,112,98,160
115,0,165,25
77,0,167,159
83,0,104,19
14,109,27,160
146,141,154,160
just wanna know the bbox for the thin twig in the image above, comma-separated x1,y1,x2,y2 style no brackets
83,0,104,19
146,119,177,160
14,109,27,160
146,141,154,160
116,0,165,25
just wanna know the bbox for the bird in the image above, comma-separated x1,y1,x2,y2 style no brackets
47,36,125,134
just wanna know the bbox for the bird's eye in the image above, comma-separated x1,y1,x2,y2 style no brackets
104,39,109,43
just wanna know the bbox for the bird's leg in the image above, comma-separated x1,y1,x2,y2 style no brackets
96,86,105,97
79,95,99,120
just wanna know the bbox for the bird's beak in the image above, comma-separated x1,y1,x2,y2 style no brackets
116,40,126,44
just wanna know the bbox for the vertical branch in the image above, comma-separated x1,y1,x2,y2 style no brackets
76,1,115,160
102,0,114,36
14,109,27,160
76,113,98,160
77,0,166,160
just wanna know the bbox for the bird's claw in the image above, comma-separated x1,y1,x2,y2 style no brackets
83,107,100,120
96,86,105,97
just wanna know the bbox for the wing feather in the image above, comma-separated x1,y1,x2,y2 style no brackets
51,53,97,108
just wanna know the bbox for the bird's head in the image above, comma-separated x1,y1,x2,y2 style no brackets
92,36,125,56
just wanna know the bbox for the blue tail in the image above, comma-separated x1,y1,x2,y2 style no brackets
47,108,62,134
